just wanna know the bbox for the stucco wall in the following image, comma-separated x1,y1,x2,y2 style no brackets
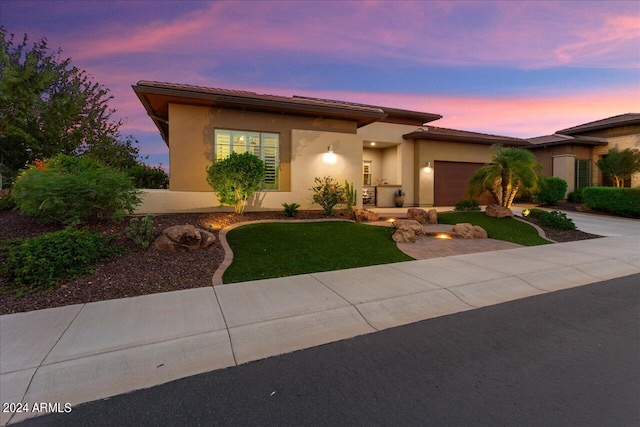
358,122,421,144
168,103,357,192
136,126,364,213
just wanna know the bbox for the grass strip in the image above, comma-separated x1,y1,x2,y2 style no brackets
223,221,413,283
438,212,552,246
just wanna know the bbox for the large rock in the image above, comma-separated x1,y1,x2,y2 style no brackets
155,224,216,252
485,204,514,218
427,209,438,224
392,228,417,243
395,219,425,236
453,223,488,239
407,208,428,224
353,208,380,222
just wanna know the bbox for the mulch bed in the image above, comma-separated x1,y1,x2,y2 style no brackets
0,210,345,315
516,215,602,243
0,208,600,315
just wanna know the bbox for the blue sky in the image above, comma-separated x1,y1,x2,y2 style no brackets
2,0,639,168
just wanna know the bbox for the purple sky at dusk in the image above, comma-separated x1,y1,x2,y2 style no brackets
2,0,639,168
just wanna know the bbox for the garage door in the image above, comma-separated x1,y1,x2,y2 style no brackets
434,161,494,206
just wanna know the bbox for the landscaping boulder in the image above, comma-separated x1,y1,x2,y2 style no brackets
392,228,417,243
395,219,425,236
427,209,438,224
353,208,380,222
453,223,488,239
485,204,514,218
407,208,428,224
154,224,216,252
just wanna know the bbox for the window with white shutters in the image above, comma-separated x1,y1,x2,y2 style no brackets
214,129,279,190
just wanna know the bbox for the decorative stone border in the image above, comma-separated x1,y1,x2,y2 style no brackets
513,216,558,243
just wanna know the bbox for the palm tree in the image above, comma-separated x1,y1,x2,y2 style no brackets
467,145,541,208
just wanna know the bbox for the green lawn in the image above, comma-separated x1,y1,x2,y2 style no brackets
223,221,413,283
438,211,552,246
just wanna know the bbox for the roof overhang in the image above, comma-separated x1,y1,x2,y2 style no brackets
403,127,530,147
527,134,608,149
133,81,389,145
556,113,640,135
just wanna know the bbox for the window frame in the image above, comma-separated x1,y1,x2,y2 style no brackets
214,129,280,191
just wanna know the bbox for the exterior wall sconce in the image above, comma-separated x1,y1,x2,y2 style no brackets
423,161,432,173
323,145,337,164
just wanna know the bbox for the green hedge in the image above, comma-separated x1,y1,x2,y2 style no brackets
582,187,640,218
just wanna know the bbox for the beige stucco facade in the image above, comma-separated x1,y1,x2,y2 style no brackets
136,103,364,213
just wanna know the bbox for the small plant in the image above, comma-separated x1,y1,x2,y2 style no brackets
126,215,156,249
567,189,584,203
527,209,576,230
0,195,15,212
454,199,481,211
344,180,357,213
532,177,568,206
282,202,301,217
394,189,406,197
1,228,120,292
311,176,346,215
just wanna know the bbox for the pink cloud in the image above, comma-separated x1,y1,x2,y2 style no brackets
60,1,638,69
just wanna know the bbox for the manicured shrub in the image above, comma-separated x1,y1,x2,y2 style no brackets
126,164,169,189
11,155,141,225
282,202,301,217
126,215,156,249
582,187,640,218
311,176,346,215
527,208,576,230
1,228,120,291
567,189,583,203
533,177,567,205
206,152,266,214
454,199,481,211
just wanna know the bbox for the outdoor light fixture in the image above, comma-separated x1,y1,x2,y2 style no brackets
423,161,432,173
370,142,376,146
323,145,337,164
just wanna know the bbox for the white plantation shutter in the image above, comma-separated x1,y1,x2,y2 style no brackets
214,129,279,190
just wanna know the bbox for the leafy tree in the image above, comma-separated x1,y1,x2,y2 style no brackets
0,28,140,187
206,152,266,214
596,147,640,187
467,145,542,208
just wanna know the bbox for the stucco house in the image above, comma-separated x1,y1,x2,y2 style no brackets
132,81,528,213
528,113,640,196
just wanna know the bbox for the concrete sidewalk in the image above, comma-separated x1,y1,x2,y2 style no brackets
2,226,639,424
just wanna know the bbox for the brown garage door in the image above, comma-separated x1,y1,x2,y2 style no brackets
434,161,494,206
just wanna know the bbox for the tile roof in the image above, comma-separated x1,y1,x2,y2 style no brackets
556,113,640,135
134,80,386,116
527,133,608,148
403,126,530,146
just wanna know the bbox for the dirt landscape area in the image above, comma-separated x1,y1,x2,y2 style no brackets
0,208,599,315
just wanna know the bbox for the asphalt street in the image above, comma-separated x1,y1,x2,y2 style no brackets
18,274,640,427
